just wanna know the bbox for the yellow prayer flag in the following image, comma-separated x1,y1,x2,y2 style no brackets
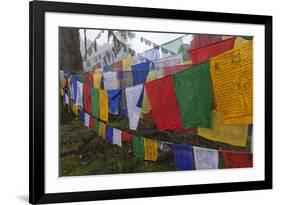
93,71,102,89
234,37,248,47
99,90,109,123
60,87,64,96
60,79,67,89
210,40,253,124
198,110,248,147
99,122,106,139
141,89,151,114
144,138,158,161
72,104,79,116
122,57,133,71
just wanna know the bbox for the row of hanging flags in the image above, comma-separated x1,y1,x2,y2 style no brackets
60,34,254,170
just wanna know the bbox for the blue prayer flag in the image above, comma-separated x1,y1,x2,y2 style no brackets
172,144,194,170
107,89,122,114
132,61,150,85
106,126,113,143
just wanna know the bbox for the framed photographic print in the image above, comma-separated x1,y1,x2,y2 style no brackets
29,0,272,204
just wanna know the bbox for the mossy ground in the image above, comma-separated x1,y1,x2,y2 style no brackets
59,102,251,176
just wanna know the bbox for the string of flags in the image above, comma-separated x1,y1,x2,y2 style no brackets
60,34,254,170
63,97,253,170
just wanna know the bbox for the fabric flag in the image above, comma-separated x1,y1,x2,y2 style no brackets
125,84,143,130
121,131,133,142
99,122,106,139
248,124,253,137
89,116,95,128
103,71,119,90
113,128,122,147
193,147,219,170
80,110,85,124
153,53,183,68
83,84,92,114
84,112,90,127
133,135,144,158
188,37,236,64
190,34,222,50
93,71,102,89
197,110,248,147
144,138,158,161
161,37,183,55
72,104,79,116
157,141,172,153
90,88,99,119
140,89,151,114
143,47,160,61
95,119,100,134
122,57,133,71
99,90,109,123
118,89,128,116
105,125,113,143
77,74,85,83
163,63,193,77
107,89,121,114
173,61,212,128
145,75,182,130
222,150,253,168
114,60,123,72
172,144,194,170
132,61,150,85
63,93,69,105
76,80,84,108
119,71,133,89
210,40,253,124
71,76,78,102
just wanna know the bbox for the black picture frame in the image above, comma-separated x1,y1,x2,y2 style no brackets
29,0,272,204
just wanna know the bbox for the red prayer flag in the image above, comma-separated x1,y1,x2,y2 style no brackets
145,76,182,130
121,131,132,142
188,37,236,64
114,60,123,72
222,150,253,168
190,34,222,50
163,63,193,76
83,84,92,114
89,116,95,128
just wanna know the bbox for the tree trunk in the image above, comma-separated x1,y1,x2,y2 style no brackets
59,27,83,71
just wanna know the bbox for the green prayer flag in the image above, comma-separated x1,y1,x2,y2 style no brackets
77,74,85,83
90,88,100,119
95,119,100,134
173,61,212,128
133,135,144,158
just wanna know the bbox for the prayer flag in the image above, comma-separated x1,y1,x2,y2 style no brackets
107,89,121,114
144,138,158,161
125,84,143,130
133,135,144,158
189,37,235,64
99,90,109,123
193,147,219,170
132,61,150,85
222,150,253,168
210,40,253,124
90,88,99,119
83,84,92,114
99,122,106,139
145,75,182,130
105,125,113,143
113,128,122,147
173,61,212,128
172,144,194,170
121,132,133,142
84,112,90,127
197,111,248,147
76,80,84,108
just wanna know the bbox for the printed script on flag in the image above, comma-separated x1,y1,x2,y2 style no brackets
210,40,253,124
